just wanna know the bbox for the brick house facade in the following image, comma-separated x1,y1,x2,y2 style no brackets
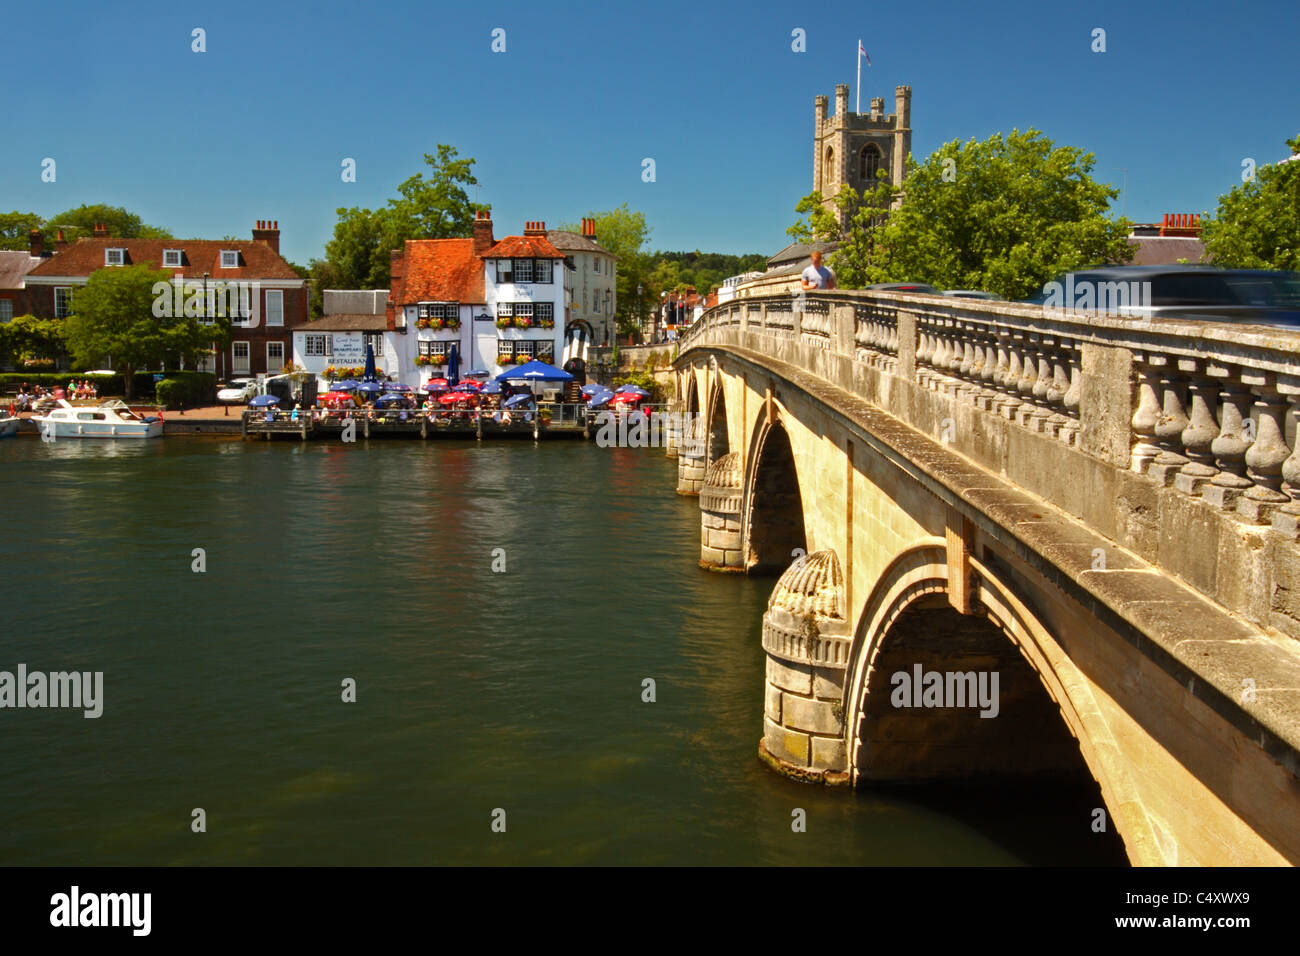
25,220,307,378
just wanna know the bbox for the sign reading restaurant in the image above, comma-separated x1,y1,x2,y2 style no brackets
329,334,367,362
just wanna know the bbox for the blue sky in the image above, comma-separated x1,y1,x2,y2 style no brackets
3,0,1296,265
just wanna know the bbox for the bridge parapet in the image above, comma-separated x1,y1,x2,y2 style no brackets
679,289,1300,640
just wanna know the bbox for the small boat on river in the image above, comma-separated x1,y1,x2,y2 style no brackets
30,400,163,439
0,416,19,438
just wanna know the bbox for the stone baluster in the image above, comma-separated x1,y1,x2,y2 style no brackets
1273,391,1300,537
1013,333,1038,425
1130,357,1162,472
1238,388,1292,523
1203,381,1256,509
1172,362,1220,495
1147,366,1191,486
1059,342,1083,446
998,331,1022,419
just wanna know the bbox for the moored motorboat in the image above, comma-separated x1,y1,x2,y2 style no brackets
0,416,19,438
30,400,163,439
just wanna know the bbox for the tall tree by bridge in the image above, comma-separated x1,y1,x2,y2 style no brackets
1201,134,1300,271
790,129,1133,299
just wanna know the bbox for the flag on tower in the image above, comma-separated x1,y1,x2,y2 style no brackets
859,40,870,66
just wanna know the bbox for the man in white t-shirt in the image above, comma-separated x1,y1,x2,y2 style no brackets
801,250,836,290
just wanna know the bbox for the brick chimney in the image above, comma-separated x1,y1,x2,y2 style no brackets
472,209,494,255
29,229,43,258
523,220,547,236
92,222,108,238
581,217,598,243
1160,212,1202,237
55,229,67,253
252,219,281,254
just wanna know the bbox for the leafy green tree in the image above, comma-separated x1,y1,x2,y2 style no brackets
865,130,1132,298
0,314,66,364
383,145,483,242
45,204,171,242
318,146,484,296
1202,135,1300,271
62,264,224,397
560,204,652,331
0,212,45,250
787,170,901,287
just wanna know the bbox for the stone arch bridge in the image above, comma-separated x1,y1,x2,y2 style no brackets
670,288,1300,866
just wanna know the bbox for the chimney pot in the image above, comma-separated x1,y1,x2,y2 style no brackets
29,228,43,258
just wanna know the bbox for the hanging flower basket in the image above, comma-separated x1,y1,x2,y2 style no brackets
498,354,515,366
495,317,512,329
540,318,555,329
517,316,533,329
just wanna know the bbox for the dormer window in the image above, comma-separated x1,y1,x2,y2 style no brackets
220,250,239,269
163,249,183,268
105,248,126,266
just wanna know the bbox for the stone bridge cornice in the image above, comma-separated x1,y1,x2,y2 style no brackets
678,333,1300,778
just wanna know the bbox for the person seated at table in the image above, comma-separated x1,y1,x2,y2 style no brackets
290,404,300,422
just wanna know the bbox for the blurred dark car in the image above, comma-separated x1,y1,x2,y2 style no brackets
868,282,943,295
1023,266,1300,327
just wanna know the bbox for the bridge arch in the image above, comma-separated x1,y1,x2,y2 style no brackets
704,377,730,468
842,543,1160,865
743,417,807,575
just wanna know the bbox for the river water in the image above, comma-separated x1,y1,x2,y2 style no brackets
0,437,1122,865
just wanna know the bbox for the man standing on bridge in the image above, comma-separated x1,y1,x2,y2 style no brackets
801,250,836,290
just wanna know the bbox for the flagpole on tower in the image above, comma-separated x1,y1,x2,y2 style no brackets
856,39,861,114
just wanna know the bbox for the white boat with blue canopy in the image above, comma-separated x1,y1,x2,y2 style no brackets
31,399,163,439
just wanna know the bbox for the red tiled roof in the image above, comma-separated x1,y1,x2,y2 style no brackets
28,237,301,280
479,235,566,260
0,251,41,290
396,238,485,304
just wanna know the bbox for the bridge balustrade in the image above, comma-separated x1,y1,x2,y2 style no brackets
679,289,1300,539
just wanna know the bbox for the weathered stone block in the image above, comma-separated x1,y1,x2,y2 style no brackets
811,736,847,771
764,716,810,766
765,683,782,721
782,693,842,735
813,666,845,700
766,656,813,695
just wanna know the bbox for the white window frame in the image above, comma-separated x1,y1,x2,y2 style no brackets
105,248,126,266
0,299,12,322
513,258,534,283
232,340,251,373
266,341,285,372
535,258,553,284
535,303,553,323
264,289,284,327
497,259,513,283
220,250,239,269
163,249,182,268
305,333,332,357
55,287,74,318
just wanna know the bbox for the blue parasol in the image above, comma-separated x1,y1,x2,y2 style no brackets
357,381,384,394
447,343,460,387
362,343,379,383
587,390,614,409
479,381,502,395
462,368,489,379
580,384,604,396
248,394,280,407
332,380,360,391
495,359,573,383
384,382,412,392
504,393,534,408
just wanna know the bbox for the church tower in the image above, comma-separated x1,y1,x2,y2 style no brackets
813,83,911,223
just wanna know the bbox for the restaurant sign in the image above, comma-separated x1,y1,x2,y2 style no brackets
331,334,367,362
